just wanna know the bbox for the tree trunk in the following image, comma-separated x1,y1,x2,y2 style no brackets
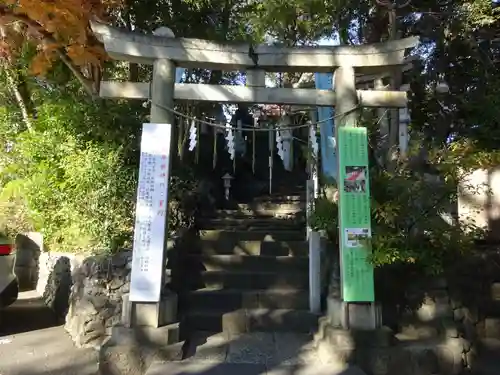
4,65,34,132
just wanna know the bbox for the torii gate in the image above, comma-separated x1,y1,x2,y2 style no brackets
90,21,419,330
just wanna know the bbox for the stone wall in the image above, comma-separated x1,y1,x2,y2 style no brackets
27,246,132,349
372,248,500,374
64,251,132,349
37,251,87,319
446,248,500,367
317,250,500,375
14,232,43,291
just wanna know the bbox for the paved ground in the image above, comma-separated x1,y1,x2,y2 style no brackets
143,331,364,375
146,361,366,375
0,292,361,375
10,291,499,375
0,291,99,375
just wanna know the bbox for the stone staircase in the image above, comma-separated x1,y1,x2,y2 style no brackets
178,185,318,337
472,281,500,375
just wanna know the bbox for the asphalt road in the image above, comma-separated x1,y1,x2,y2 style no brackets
0,291,99,375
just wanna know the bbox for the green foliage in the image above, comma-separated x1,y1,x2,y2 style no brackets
368,165,479,274
0,79,198,254
0,105,136,253
168,167,200,233
308,194,338,239
309,136,497,274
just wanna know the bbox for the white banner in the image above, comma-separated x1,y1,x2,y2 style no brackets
129,123,172,302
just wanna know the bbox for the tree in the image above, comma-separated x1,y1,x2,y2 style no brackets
0,0,115,96
309,0,500,273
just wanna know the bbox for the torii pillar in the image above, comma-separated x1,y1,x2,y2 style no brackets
123,28,178,329
332,65,380,330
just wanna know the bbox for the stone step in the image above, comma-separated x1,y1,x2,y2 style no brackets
253,194,305,203
199,230,306,242
205,208,305,219
109,323,182,349
481,301,500,317
479,337,500,356
184,254,309,272
484,317,500,339
198,270,309,290
198,217,305,230
193,238,308,256
175,331,353,372
186,288,309,310
235,201,305,214
184,308,319,334
468,339,500,375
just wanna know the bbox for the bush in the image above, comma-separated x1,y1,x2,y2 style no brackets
0,85,199,253
309,167,485,275
0,126,136,253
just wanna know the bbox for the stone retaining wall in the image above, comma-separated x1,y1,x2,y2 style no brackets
37,251,87,315
24,245,132,349
64,251,132,349
367,248,500,374
14,232,43,292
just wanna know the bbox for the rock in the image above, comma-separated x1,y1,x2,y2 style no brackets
316,339,352,366
64,250,134,349
415,349,440,375
429,277,448,290
491,283,500,302
464,347,478,368
450,297,463,310
42,255,73,319
463,320,477,342
98,325,184,375
464,307,479,325
484,318,500,339
442,320,459,338
436,339,466,375
99,343,148,375
15,233,43,290
416,291,452,322
399,324,439,340
453,307,465,322
461,338,472,353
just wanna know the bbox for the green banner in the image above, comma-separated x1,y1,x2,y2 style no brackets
337,127,374,302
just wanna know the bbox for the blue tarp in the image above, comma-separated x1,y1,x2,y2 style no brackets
314,73,337,182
